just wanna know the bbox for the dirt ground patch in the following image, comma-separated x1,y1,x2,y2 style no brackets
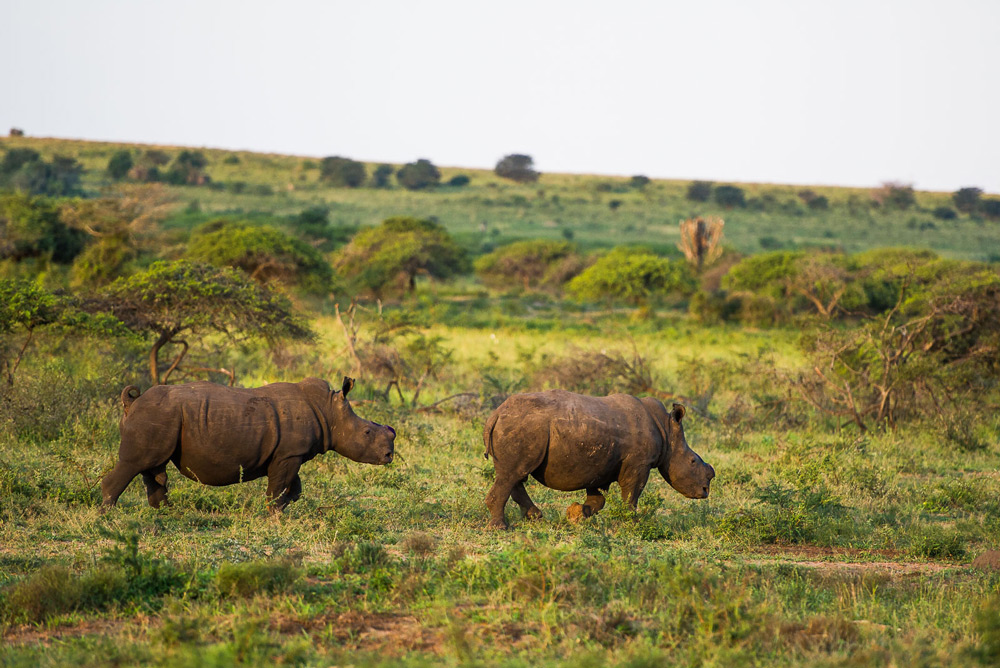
743,545,960,575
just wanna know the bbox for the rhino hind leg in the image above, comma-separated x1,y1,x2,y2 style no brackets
141,465,170,508
101,461,142,508
510,481,542,520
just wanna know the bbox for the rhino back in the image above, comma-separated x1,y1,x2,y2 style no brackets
492,390,661,492
125,382,325,486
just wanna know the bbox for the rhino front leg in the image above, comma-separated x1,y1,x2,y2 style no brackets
266,458,303,513
618,466,651,512
510,481,542,520
141,465,170,508
567,488,606,522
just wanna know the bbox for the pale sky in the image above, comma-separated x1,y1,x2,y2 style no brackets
2,0,997,192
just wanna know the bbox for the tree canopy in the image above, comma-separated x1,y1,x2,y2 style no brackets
90,261,312,384
335,217,467,297
186,220,335,294
396,159,440,191
494,154,539,183
320,156,367,188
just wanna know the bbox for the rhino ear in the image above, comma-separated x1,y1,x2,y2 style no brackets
341,377,355,398
671,403,686,422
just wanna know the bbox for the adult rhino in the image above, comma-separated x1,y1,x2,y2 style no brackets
101,377,395,512
483,389,714,529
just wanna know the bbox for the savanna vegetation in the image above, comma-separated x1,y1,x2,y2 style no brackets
2,135,1000,666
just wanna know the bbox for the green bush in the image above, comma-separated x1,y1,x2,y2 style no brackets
320,156,366,188
686,180,712,202
567,247,696,305
396,159,440,190
494,154,539,183
714,185,746,208
474,240,584,292
106,150,134,180
187,220,335,294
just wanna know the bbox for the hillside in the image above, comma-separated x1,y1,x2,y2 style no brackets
2,135,997,261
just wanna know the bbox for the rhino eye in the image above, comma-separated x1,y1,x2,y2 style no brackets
364,427,372,435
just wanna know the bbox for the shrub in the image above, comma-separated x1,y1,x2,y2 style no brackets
372,164,394,188
474,240,584,292
952,186,982,214
396,159,441,190
686,180,713,202
714,185,746,208
629,175,651,189
982,199,1000,221
70,237,135,287
106,150,134,180
871,181,915,210
0,192,86,263
932,206,957,220
187,220,335,294
320,156,367,187
447,174,471,187
567,247,696,305
494,154,539,183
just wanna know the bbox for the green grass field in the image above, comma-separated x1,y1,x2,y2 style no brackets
2,136,1000,666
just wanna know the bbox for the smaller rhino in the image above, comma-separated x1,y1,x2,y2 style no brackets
101,377,395,512
483,389,715,529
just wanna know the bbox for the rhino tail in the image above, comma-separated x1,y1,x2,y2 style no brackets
483,411,500,460
121,385,141,416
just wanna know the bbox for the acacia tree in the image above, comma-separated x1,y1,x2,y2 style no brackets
494,154,539,183
90,261,312,384
0,280,64,385
335,217,468,297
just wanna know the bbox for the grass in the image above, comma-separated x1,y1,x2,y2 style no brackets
1,135,999,664
2,310,999,666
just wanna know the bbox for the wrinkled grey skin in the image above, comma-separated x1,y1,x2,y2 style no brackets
483,389,715,529
101,377,395,512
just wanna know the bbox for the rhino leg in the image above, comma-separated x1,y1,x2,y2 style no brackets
266,458,303,513
101,461,141,508
141,465,170,508
567,488,606,522
618,466,651,512
510,481,542,520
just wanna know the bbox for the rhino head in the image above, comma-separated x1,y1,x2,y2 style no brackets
328,377,396,465
655,403,715,499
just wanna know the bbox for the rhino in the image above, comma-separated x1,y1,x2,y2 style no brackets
101,377,396,512
483,389,715,529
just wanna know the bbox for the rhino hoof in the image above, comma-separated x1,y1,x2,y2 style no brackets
567,502,590,523
488,519,510,531
523,507,542,520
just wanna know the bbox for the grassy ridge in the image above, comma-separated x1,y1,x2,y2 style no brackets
3,136,998,261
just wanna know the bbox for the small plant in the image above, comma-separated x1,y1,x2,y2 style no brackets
215,558,301,598
401,531,437,558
